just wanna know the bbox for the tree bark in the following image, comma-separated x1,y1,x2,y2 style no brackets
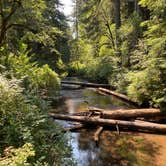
97,88,139,107
50,113,166,133
88,107,163,119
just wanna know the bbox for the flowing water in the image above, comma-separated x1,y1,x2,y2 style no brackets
52,78,166,166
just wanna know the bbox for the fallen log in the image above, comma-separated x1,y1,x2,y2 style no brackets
89,107,164,119
49,113,166,133
97,88,139,107
94,126,103,142
71,107,164,119
61,81,111,88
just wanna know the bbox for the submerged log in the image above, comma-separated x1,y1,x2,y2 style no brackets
49,113,166,133
61,81,111,88
97,88,139,107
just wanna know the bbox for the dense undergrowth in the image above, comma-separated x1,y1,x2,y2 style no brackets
0,44,73,165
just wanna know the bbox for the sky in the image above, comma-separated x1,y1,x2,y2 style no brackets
60,0,73,16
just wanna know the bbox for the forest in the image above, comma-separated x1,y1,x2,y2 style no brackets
0,0,165,165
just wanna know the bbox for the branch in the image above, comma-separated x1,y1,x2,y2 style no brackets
100,7,116,50
105,22,116,50
99,42,110,48
6,23,36,33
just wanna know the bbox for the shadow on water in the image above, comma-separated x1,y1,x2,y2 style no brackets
52,80,164,166
67,127,160,166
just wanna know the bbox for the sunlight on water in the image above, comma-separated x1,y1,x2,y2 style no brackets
52,79,166,166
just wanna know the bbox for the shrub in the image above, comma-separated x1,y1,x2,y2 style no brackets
127,67,166,109
6,43,60,96
0,74,72,165
0,143,35,166
68,61,86,76
85,56,114,83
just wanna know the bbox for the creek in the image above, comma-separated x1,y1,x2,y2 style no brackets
52,78,166,166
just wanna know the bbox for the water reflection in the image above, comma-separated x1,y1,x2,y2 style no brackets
53,86,164,166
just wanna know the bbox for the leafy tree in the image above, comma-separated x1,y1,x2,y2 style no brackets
0,0,70,71
127,0,166,109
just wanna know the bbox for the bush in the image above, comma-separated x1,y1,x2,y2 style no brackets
0,74,72,165
6,44,60,96
0,143,35,166
127,67,166,109
85,56,114,83
68,61,86,76
30,64,60,96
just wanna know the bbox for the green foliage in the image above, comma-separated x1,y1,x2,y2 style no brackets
0,0,70,71
69,0,165,110
68,61,86,76
32,64,60,95
5,43,60,96
0,0,73,165
126,0,166,109
85,56,114,83
0,74,72,165
0,143,35,166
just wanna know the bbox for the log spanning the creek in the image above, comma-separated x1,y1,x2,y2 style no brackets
49,113,166,133
61,81,111,88
88,107,164,119
97,88,139,107
72,107,164,119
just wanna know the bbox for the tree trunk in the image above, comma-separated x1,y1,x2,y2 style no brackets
49,113,166,133
0,20,7,46
88,107,163,119
97,88,139,107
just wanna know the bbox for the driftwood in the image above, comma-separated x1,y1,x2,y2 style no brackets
97,88,139,107
94,126,103,142
61,81,111,88
49,113,166,133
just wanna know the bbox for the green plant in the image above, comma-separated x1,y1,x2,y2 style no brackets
6,43,60,96
0,143,35,166
0,74,72,165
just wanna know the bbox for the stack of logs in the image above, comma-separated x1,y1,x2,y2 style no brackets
49,87,166,143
